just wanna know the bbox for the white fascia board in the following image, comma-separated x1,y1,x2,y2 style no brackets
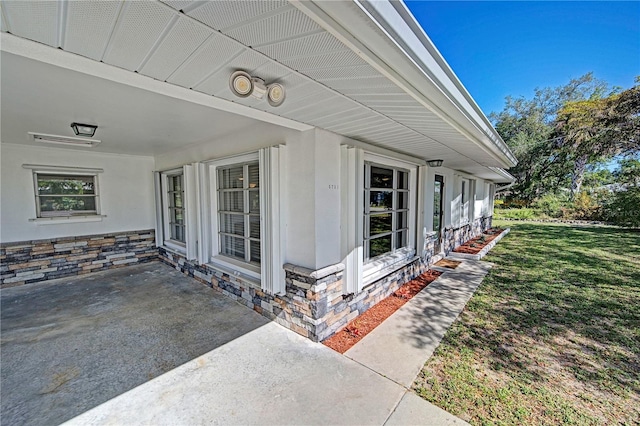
292,0,516,168
0,33,313,133
488,167,516,183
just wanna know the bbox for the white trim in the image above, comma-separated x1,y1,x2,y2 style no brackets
160,169,186,254
184,164,198,261
341,146,364,294
22,164,103,174
29,215,105,224
153,171,164,247
259,145,286,295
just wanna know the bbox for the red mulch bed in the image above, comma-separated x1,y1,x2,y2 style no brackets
322,270,442,354
453,227,504,255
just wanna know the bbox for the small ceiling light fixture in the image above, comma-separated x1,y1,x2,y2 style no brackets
70,122,98,137
229,70,286,107
29,132,101,148
427,159,444,167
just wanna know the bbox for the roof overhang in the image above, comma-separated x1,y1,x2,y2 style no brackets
0,0,516,178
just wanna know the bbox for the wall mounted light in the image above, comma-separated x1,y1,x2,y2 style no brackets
427,159,444,167
229,70,286,107
70,122,98,137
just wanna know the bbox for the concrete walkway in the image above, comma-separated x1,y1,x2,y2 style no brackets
63,260,489,425
345,260,492,389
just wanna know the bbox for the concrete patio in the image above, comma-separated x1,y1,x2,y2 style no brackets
2,258,490,425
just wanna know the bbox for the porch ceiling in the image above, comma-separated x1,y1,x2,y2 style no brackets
0,0,513,175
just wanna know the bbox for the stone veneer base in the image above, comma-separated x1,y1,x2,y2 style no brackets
1,216,495,342
1,230,157,288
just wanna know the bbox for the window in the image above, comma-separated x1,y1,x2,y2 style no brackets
167,174,185,243
460,178,470,223
364,163,409,260
34,173,99,217
217,162,260,265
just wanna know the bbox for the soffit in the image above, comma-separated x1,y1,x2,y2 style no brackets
0,0,505,171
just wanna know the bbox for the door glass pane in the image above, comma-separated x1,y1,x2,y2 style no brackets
369,213,392,236
219,191,243,212
250,241,261,263
397,171,408,190
219,166,244,189
369,235,392,258
369,191,392,211
397,211,407,230
171,224,185,242
248,164,259,188
249,215,260,239
370,166,393,188
221,235,245,259
220,214,245,236
395,230,407,249
248,190,259,213
397,191,408,210
170,207,184,224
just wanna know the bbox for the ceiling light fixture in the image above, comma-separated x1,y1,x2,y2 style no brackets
70,122,98,137
29,132,101,148
229,71,286,107
427,159,444,167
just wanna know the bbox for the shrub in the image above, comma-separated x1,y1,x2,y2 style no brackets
570,191,602,220
532,194,567,218
602,186,640,227
494,208,537,220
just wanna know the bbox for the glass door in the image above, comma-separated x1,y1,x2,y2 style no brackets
433,175,444,253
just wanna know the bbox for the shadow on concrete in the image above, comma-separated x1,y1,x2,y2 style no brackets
1,261,269,426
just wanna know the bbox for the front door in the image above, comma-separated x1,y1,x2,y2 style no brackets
433,175,444,253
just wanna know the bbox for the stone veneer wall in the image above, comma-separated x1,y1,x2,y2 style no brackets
443,216,493,254
0,229,157,288
159,247,430,342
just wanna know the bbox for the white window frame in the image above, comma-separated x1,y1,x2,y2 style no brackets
160,168,187,253
23,165,104,223
342,150,418,291
204,148,286,295
208,153,261,280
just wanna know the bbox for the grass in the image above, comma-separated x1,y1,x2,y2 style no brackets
413,221,640,425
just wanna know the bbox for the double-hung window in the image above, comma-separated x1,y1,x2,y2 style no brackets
364,163,410,260
34,173,99,217
217,162,260,266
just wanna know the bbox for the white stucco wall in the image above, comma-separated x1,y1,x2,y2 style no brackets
0,143,155,242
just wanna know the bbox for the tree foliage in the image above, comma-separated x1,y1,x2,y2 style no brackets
492,73,640,204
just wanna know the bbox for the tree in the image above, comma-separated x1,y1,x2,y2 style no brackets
490,73,609,202
554,81,639,197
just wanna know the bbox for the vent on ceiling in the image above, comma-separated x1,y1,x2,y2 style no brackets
28,132,101,148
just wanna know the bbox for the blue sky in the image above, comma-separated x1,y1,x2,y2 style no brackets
405,1,640,117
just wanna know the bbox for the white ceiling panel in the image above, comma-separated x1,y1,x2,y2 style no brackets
63,1,122,60
2,1,59,46
167,34,243,89
186,0,288,32
103,1,176,71
304,64,382,81
140,16,211,81
0,4,6,32
283,50,365,73
224,6,319,47
319,76,398,91
255,31,342,60
338,86,407,96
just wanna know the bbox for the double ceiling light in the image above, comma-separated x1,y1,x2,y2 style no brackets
229,71,286,107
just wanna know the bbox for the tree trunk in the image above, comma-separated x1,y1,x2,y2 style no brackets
570,154,588,198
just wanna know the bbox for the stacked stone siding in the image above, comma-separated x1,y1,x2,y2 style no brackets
0,230,157,288
443,216,493,255
159,247,430,342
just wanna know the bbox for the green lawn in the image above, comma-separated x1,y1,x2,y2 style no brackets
414,221,640,425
